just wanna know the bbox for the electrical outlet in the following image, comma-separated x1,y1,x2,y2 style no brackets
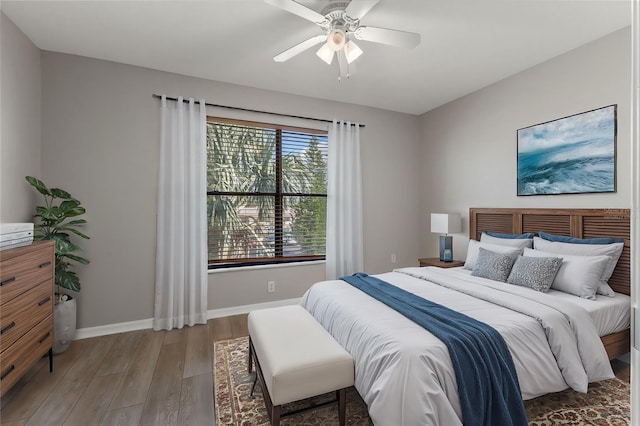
267,281,276,293
391,253,397,263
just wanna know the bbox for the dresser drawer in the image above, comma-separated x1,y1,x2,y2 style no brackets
0,315,53,396
0,280,53,352
0,244,54,305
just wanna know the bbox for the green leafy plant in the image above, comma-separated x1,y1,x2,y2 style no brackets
26,176,89,294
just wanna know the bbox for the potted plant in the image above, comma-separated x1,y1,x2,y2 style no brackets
26,176,89,353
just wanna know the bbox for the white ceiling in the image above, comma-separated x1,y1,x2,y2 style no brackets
1,0,631,115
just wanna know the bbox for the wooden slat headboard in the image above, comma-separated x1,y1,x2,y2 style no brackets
469,208,631,295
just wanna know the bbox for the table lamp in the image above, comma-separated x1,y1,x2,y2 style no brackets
430,213,462,262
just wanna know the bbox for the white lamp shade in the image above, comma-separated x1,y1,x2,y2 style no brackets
344,40,363,63
430,213,461,234
316,43,335,64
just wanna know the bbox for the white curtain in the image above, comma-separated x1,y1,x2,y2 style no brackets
326,120,364,280
153,95,208,330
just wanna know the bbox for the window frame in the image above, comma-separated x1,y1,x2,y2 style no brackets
206,116,328,269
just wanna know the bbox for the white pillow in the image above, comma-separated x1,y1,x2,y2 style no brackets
464,240,523,270
533,237,623,297
596,283,616,297
480,233,533,249
523,248,609,300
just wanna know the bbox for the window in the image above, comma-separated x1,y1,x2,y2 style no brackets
207,117,328,268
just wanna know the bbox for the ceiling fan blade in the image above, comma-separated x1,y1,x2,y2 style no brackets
274,34,327,62
264,0,327,24
337,49,348,80
354,26,420,48
345,0,380,20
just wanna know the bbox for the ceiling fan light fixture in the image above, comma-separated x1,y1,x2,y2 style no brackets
316,43,335,64
327,28,346,51
344,40,363,63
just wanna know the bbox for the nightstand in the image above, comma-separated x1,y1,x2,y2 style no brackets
418,257,465,268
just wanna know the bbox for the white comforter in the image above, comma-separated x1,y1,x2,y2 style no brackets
299,267,614,426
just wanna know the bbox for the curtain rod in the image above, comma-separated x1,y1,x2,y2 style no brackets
153,94,365,128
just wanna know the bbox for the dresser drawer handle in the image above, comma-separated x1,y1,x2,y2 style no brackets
0,277,16,286
0,321,15,334
38,296,51,306
0,365,15,380
39,332,51,344
39,261,52,268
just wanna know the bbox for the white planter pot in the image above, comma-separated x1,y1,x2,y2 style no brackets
53,297,76,353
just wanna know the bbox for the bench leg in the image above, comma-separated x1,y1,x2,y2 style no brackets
250,373,258,397
271,405,281,426
337,388,346,426
248,337,258,396
249,339,277,423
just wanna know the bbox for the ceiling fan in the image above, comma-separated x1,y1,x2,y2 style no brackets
264,0,421,78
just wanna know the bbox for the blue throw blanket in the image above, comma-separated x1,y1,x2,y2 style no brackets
341,272,528,426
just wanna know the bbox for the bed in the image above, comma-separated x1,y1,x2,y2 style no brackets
299,207,631,425
469,208,631,359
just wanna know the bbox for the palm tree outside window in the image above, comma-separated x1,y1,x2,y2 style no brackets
207,117,328,268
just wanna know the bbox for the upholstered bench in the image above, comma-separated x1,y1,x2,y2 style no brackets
247,305,354,426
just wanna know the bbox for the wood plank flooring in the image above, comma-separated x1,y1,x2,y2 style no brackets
0,314,247,426
0,313,631,425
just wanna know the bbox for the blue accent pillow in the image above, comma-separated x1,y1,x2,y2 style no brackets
485,231,535,240
538,231,624,245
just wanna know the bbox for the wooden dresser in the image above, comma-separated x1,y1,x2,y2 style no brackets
0,241,55,396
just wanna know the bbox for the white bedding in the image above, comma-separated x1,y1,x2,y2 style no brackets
299,267,615,426
448,267,631,336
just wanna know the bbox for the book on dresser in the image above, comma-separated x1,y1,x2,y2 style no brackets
0,241,55,396
0,223,34,251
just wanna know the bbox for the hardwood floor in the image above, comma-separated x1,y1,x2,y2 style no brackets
0,314,248,426
0,313,630,425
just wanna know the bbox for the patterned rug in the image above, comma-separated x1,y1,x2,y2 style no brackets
214,337,630,425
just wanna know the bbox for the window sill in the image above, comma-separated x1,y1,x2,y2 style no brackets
207,259,325,274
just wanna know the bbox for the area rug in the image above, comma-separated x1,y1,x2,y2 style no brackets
214,337,630,425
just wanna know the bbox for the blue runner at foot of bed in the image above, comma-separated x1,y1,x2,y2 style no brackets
340,272,528,426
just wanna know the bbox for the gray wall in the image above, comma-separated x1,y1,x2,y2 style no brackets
4,10,631,330
40,52,421,328
418,28,632,260
1,11,41,222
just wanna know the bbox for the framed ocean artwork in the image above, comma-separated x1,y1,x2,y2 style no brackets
517,105,617,196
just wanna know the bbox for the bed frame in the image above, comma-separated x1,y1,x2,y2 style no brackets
469,207,630,360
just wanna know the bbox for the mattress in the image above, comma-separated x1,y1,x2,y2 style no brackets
447,267,631,336
300,267,615,425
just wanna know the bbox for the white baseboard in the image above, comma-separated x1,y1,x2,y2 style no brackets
75,318,154,340
206,298,301,319
74,298,301,340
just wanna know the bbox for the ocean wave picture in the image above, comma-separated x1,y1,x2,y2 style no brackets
517,105,616,196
